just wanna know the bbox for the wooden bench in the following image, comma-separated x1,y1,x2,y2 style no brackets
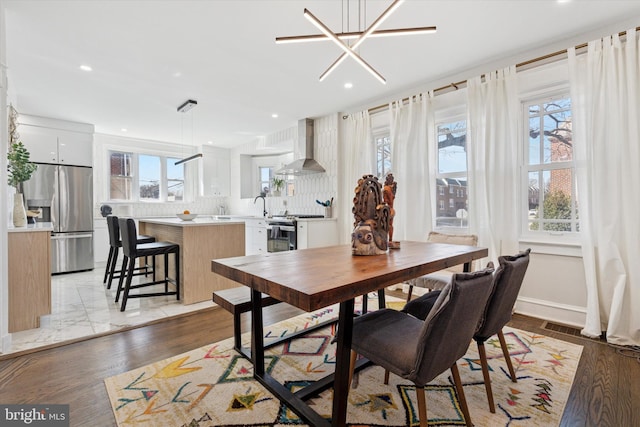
213,287,388,359
212,287,280,353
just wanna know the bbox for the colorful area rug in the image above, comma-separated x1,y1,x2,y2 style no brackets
105,301,583,426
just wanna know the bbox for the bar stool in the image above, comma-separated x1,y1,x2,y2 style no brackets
103,215,156,290
115,217,180,312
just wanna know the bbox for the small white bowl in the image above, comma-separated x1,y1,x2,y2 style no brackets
176,213,197,221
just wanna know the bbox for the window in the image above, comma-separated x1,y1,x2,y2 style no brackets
259,166,272,195
167,158,184,201
139,154,160,201
435,120,468,228
524,94,578,233
109,152,133,200
375,133,391,179
109,151,185,202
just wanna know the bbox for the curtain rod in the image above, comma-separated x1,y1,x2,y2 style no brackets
357,26,638,117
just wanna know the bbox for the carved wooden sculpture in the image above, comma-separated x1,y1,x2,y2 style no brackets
382,173,397,242
351,175,390,255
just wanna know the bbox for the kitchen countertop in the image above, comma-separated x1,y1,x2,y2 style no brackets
8,222,54,233
138,216,252,226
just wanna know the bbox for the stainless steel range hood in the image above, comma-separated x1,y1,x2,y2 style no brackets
277,118,325,175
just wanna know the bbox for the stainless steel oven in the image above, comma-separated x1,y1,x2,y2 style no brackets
266,220,296,252
266,214,324,252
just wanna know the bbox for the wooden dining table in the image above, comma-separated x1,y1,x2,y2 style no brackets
211,240,488,427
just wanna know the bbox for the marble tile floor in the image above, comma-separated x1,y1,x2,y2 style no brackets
2,265,215,356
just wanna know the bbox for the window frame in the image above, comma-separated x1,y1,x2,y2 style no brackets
374,129,392,180
434,115,469,231
108,150,187,203
520,90,579,239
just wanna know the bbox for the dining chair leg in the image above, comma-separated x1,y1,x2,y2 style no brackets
174,247,180,300
103,246,114,283
106,247,120,289
120,256,136,312
477,340,496,413
406,284,414,303
349,350,357,387
384,369,390,385
115,255,128,303
415,385,428,427
451,362,472,427
164,253,169,293
498,329,517,382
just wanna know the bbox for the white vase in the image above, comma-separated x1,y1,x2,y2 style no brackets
13,192,27,227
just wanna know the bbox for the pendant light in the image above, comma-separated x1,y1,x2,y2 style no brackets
276,0,436,84
175,99,202,166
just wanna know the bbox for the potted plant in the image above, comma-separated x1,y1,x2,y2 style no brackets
7,106,37,226
271,176,285,197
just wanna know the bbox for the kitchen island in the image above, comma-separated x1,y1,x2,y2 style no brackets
138,217,246,304
8,222,53,332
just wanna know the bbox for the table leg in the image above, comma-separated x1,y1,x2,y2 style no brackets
377,288,386,309
463,261,471,273
332,298,355,427
250,288,265,375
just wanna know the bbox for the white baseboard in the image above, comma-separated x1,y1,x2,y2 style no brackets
391,284,588,330
515,296,586,329
1,333,11,353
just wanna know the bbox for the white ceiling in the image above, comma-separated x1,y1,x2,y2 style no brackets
4,0,640,150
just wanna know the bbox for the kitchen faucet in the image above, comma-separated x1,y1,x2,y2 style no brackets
254,195,267,217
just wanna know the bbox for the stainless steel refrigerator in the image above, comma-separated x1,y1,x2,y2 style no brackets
23,163,94,274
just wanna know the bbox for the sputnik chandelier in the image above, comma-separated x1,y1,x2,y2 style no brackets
276,0,436,84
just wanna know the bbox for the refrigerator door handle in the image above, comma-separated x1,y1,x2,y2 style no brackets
51,233,93,240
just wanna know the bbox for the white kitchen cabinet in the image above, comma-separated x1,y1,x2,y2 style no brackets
245,218,267,255
296,219,339,250
93,217,110,263
200,146,230,196
19,124,93,166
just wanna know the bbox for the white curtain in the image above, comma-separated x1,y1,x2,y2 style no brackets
568,29,640,346
389,92,434,241
339,110,375,242
466,66,519,263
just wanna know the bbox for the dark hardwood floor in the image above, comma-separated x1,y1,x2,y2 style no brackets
1,291,638,427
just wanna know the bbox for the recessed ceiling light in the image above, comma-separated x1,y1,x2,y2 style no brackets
344,82,353,89
121,128,127,132
173,72,182,77
79,65,92,72
272,113,279,118
207,140,213,144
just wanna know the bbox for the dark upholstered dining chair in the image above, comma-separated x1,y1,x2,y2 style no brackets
115,218,180,311
402,249,532,414
103,215,156,289
350,267,495,427
472,248,531,413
